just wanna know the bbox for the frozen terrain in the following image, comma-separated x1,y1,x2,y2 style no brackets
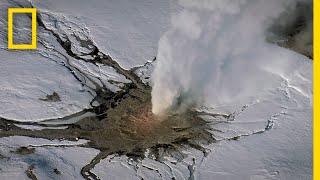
0,136,99,180
0,0,313,180
31,0,179,70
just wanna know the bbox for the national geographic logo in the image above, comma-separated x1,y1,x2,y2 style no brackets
8,8,37,50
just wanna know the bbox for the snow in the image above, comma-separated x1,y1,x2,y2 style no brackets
31,147,99,179
0,0,135,122
135,60,155,85
199,108,312,180
200,99,311,179
0,136,89,147
30,0,179,69
92,155,141,180
70,60,131,92
0,49,93,121
0,1,93,121
14,124,68,130
0,136,99,180
39,112,96,125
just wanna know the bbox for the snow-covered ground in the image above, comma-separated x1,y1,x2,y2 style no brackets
0,0,312,179
0,136,99,180
31,0,179,70
0,0,94,121
0,0,135,121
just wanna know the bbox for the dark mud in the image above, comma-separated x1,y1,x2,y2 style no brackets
0,86,221,179
25,165,37,180
13,147,35,155
39,92,61,102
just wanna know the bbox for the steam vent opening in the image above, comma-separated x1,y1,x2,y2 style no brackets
74,88,225,179
89,88,218,159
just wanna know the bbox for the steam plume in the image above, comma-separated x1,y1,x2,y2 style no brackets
151,0,311,115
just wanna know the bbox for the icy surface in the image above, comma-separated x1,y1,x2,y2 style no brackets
0,136,99,180
70,60,131,92
135,60,156,85
92,156,141,180
0,1,93,121
14,124,68,130
0,136,89,147
31,0,179,69
198,63,312,179
0,0,134,122
0,49,93,121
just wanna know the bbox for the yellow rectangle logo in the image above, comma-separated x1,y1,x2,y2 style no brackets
8,8,37,49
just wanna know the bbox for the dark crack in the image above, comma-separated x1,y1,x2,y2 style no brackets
25,164,38,180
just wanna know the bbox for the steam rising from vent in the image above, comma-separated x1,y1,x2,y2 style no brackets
151,0,312,115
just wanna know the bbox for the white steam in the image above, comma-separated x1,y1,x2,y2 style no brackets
151,0,310,115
